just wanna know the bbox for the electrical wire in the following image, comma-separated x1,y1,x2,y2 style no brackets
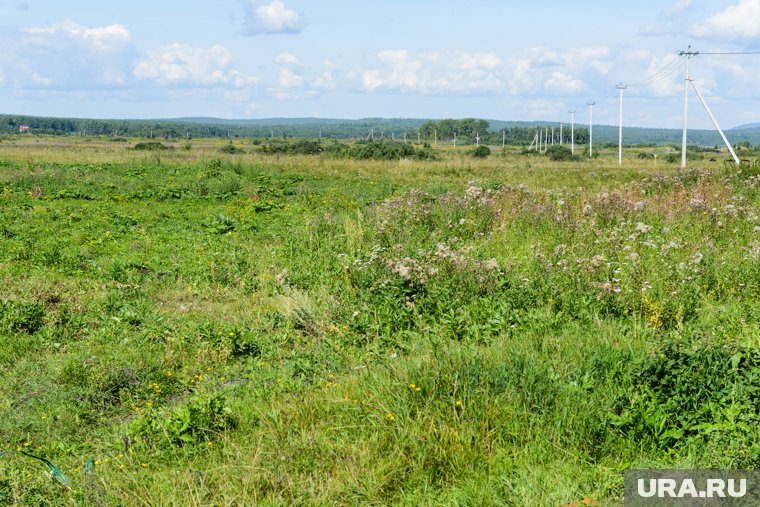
628,54,685,89
700,51,760,55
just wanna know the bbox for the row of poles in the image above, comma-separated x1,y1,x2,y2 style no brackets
542,47,741,168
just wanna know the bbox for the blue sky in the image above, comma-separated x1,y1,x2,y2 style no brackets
1,0,760,128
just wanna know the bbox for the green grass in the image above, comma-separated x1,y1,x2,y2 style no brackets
0,137,759,505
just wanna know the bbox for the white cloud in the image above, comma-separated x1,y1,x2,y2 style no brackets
0,21,135,89
639,0,695,37
31,72,51,86
311,70,336,91
278,68,304,88
243,0,305,35
269,68,311,99
507,46,610,95
24,21,131,51
275,52,302,66
693,0,760,40
544,71,585,94
668,0,693,16
134,44,257,87
358,49,504,94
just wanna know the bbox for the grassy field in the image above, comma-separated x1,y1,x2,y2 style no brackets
0,136,758,505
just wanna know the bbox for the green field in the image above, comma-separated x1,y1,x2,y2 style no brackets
1,137,758,505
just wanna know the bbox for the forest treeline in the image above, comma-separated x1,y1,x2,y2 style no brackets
1,114,759,146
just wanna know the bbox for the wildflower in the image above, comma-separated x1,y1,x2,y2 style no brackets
386,412,396,421
228,332,235,337
409,383,416,389
456,400,463,407
635,222,651,234
141,463,148,469
341,325,348,331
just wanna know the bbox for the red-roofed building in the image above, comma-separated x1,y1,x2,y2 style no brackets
19,125,29,133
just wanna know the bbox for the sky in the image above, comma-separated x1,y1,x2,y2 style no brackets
1,0,760,129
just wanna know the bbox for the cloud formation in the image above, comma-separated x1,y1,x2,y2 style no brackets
133,44,258,87
692,0,760,40
358,49,503,94
0,21,135,89
24,20,131,52
242,0,305,35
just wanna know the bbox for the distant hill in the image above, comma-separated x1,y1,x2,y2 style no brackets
732,122,760,130
3,113,760,146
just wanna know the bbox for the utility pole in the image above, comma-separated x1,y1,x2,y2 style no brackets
586,101,596,157
569,110,576,155
476,132,480,146
434,129,437,147
679,46,698,169
689,80,740,166
560,122,563,145
616,83,627,166
502,129,506,148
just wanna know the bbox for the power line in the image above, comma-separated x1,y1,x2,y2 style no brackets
628,55,685,89
700,51,760,55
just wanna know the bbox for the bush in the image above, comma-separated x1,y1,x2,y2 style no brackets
343,140,438,161
219,143,245,154
545,145,578,161
133,141,172,151
260,139,324,155
0,300,46,334
131,394,237,447
468,145,491,158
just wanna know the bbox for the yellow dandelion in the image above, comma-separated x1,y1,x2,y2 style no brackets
415,387,421,392
141,463,148,469
456,400,463,407
341,325,348,330
228,332,235,337
409,383,415,389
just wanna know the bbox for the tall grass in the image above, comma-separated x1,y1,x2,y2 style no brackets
0,137,758,505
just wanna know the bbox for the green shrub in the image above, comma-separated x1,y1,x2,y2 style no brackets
544,145,577,161
131,394,237,446
468,145,491,158
133,141,172,151
0,300,46,334
610,342,760,465
219,143,245,154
